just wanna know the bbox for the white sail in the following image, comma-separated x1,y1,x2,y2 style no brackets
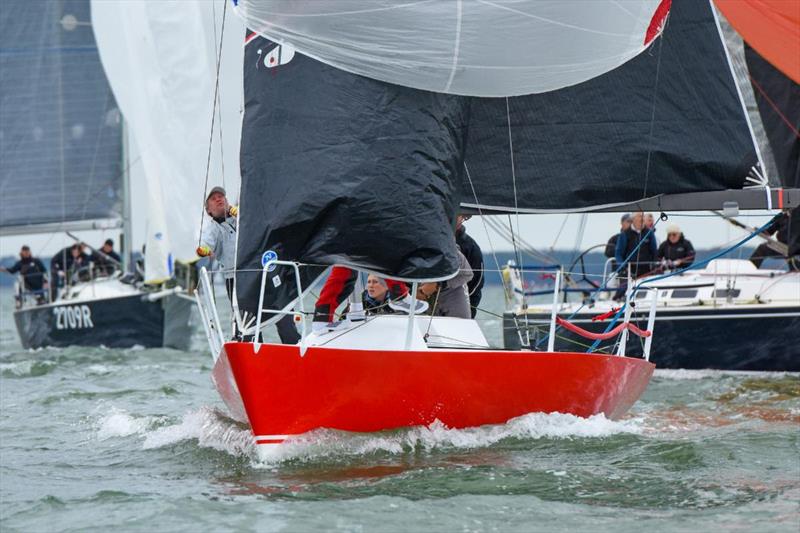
233,0,669,97
91,0,244,282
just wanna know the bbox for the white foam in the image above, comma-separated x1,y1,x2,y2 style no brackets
94,407,162,440
256,412,643,465
87,364,113,375
141,406,255,457
0,360,55,376
103,406,641,464
654,369,800,380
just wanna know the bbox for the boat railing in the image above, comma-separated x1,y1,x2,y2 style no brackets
196,266,225,359
12,278,50,309
253,259,307,353
504,260,658,359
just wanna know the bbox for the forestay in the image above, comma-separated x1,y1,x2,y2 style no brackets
232,0,670,97
0,1,122,232
91,0,244,282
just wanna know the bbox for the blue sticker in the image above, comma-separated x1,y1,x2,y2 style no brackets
261,250,278,272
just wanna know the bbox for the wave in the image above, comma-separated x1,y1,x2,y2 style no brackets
654,369,800,380
0,359,57,378
90,404,643,465
94,406,167,440
263,412,643,464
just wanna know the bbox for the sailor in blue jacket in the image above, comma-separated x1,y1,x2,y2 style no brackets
615,212,658,278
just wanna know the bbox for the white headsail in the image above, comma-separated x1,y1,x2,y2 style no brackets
91,0,244,282
233,0,670,97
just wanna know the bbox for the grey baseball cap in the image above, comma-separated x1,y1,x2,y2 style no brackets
205,186,226,204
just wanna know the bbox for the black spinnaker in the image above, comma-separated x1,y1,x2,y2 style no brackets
745,44,800,256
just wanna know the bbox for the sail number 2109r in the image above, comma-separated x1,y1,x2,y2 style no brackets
53,305,95,330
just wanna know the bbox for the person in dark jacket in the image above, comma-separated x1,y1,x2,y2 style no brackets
1,246,48,302
750,211,799,270
66,243,92,282
455,214,484,318
361,274,396,315
92,238,122,276
615,212,658,278
658,224,695,270
605,214,632,273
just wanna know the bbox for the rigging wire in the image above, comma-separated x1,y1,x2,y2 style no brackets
550,214,570,252
198,0,229,247
641,17,667,200
211,0,226,190
505,96,531,346
463,161,527,344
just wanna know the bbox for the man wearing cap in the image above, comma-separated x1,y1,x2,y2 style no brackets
197,186,238,291
197,187,300,344
658,224,695,270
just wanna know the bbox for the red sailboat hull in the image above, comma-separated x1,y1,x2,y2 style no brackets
213,342,655,451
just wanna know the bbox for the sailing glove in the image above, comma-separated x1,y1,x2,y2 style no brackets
196,245,212,257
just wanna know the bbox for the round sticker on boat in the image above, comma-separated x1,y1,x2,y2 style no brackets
261,250,278,272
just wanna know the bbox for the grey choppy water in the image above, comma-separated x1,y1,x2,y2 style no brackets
1,287,798,532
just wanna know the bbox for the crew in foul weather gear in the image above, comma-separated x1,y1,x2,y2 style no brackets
92,238,122,276
605,213,632,272
615,212,658,278
658,224,695,270
1,245,48,304
198,186,299,344
313,267,410,324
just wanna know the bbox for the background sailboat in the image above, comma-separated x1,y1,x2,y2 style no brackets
0,0,193,349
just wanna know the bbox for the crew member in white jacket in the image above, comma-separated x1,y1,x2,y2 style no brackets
197,186,237,294
197,186,300,344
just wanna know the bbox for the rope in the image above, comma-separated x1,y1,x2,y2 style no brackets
556,316,650,341
585,213,784,354
198,0,229,247
211,0,227,190
535,220,662,349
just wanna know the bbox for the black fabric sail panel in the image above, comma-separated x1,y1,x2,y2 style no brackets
745,44,800,256
0,0,123,229
237,34,468,318
461,0,757,211
744,44,800,189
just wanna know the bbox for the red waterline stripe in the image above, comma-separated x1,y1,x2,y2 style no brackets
256,438,285,445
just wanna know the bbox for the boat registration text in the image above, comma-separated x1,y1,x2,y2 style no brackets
53,305,94,330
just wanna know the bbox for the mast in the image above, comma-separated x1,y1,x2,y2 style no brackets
121,118,133,272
